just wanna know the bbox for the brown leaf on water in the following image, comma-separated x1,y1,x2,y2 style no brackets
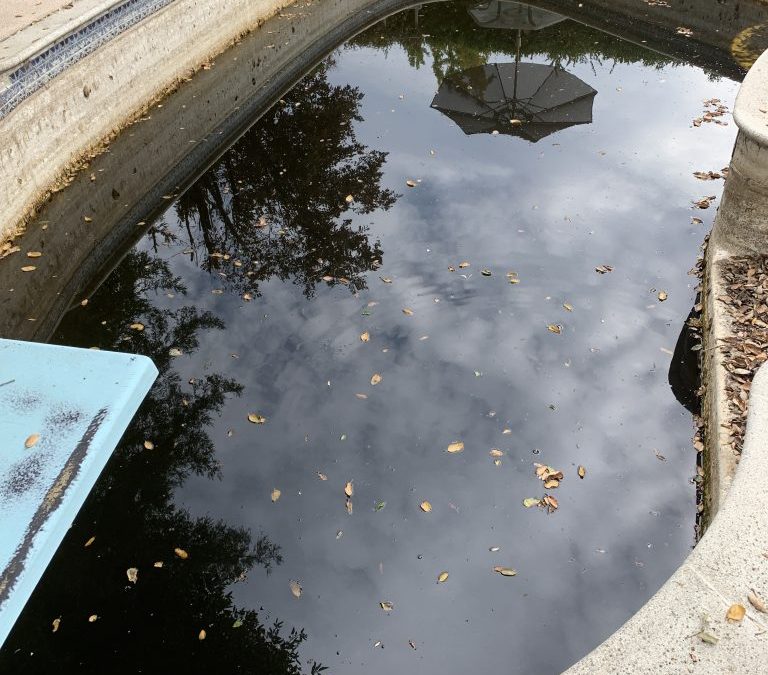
88,614,98,623
126,568,138,584
271,488,281,503
248,413,267,424
26,251,42,258
542,494,558,512
24,433,40,449
143,440,154,450
379,276,392,283
459,262,470,269
534,463,563,482
52,617,61,633
380,601,394,611
129,323,144,331
21,266,36,272
595,264,613,274
446,441,464,454
658,291,668,302
420,501,432,513
402,307,414,316
360,331,370,342
437,571,449,583
547,324,562,334
489,448,504,458
174,548,189,559
493,566,517,577
370,373,382,386
84,536,95,547
503,428,512,435
691,217,703,224
406,179,417,187
344,481,354,497
290,580,302,599
578,465,586,479
748,591,767,613
316,471,328,481
543,479,560,489
242,292,253,302
481,269,492,277
726,603,746,622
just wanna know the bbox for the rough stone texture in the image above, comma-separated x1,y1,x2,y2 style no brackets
0,0,77,42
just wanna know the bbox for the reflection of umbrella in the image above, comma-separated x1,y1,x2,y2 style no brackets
468,0,564,31
430,62,596,142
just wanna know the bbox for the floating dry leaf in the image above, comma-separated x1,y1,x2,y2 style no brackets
459,261,470,269
88,614,98,623
379,276,392,283
345,498,353,514
489,448,504,458
198,629,207,640
481,269,492,277
242,292,253,302
317,471,328,481
489,546,500,552
406,179,417,188
523,497,540,508
658,291,668,302
563,302,573,312
126,567,138,584
52,617,61,633
355,393,368,399
402,307,414,316
154,561,163,568
493,566,517,577
344,481,354,497
437,571,449,583
168,347,183,357
345,194,354,203
595,264,613,274
420,501,432,513
542,494,559,512
577,465,586,479
360,331,370,342
503,428,512,435
446,441,464,454
290,580,302,599
409,640,417,650
370,373,382,386
84,536,95,547
506,271,520,284
129,322,144,331
547,324,562,334
27,251,42,258
174,547,189,559
748,591,767,613
380,601,394,612
24,433,40,449
21,265,36,272
726,603,746,622
543,479,560,489
271,488,281,503
143,440,154,450
247,413,266,424
534,463,564,482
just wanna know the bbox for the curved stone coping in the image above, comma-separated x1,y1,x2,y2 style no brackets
733,48,768,148
565,363,768,673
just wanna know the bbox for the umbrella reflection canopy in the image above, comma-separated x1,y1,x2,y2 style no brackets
468,0,565,31
430,62,597,142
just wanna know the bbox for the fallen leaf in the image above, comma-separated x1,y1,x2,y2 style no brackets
542,494,559,512
534,463,564,482
271,488,281,503
316,471,328,481
489,448,504,458
493,566,517,577
247,413,266,424
143,440,154,450
26,251,42,258
243,292,253,301
174,548,189,559
595,264,613,274
168,347,183,357
402,307,414,316
371,373,382,386
52,617,61,633
375,500,386,511
232,619,243,628
578,465,586,479
379,276,392,283
459,262,470,269
446,441,464,454
345,498,353,514
409,640,417,650
21,266,36,272
481,269,492,277
544,479,560,489
355,393,368,399
360,331,370,342
88,614,98,623
699,630,719,645
345,194,354,203
154,561,163,568
420,501,432,513
503,428,512,435
84,536,95,547
658,291,668,302
726,603,746,622
437,571,449,583
380,601,394,611
506,271,520,284
748,591,767,613
345,481,354,497
547,324,562,334
126,568,138,584
523,497,540,508
24,433,40,449
129,322,145,331
290,580,302,599
406,179,417,187
198,629,207,640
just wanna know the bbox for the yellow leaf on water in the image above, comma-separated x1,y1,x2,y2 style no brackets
360,331,370,342
21,266,36,272
563,302,573,311
345,481,354,497
271,488,281,503
290,580,302,599
143,440,154,450
503,428,512,435
198,629,207,640
489,448,504,458
27,251,42,258
380,601,394,611
543,479,560,489
84,536,95,547
522,498,540,508
493,566,517,577
726,604,746,622
52,617,61,633
154,561,163,568
174,548,189,559
578,465,586,479
406,179,417,188
658,290,668,302
248,413,267,424
458,262,470,269
88,614,98,623
129,323,144,331
24,433,40,449
345,195,354,203
420,501,432,513
547,324,562,334
371,373,382,386
437,571,449,583
446,441,464,454
402,308,414,316
126,568,138,584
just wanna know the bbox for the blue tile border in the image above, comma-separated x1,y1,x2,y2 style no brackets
0,0,175,120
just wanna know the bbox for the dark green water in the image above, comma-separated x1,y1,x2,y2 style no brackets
1,2,740,673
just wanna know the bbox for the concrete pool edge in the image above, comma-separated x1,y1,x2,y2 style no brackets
566,51,768,674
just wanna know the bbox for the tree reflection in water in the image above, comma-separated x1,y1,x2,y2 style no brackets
0,58,397,674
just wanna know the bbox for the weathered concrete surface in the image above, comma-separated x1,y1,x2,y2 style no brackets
0,0,77,42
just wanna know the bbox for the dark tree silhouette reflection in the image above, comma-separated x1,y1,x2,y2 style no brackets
0,252,325,674
170,61,396,298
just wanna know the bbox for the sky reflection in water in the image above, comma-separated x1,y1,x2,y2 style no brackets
2,2,741,673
